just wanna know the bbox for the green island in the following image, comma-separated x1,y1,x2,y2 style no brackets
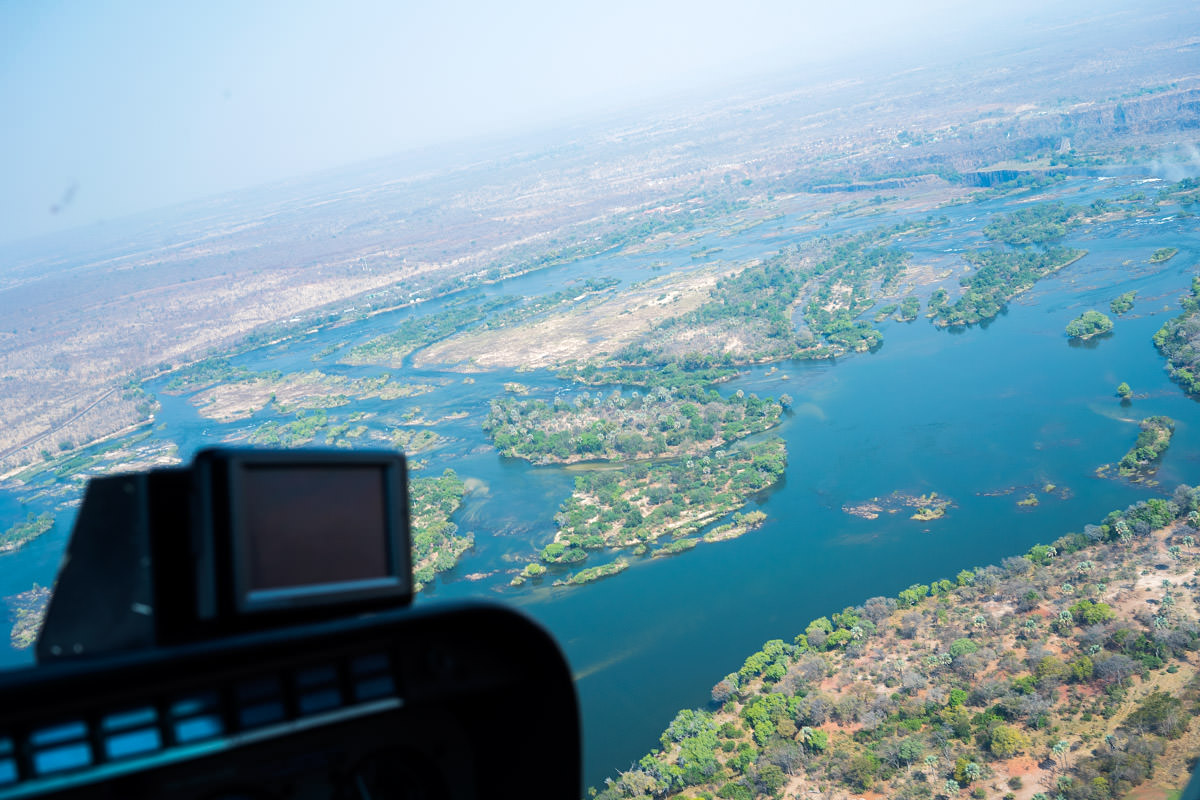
1153,276,1200,396
1109,291,1136,315
1115,416,1175,479
526,439,785,576
1150,247,1178,263
626,255,813,365
617,222,935,367
1065,311,1113,340
483,387,782,464
391,428,445,454
480,276,621,332
597,491,1200,800
7,584,51,649
248,409,330,447
0,513,54,555
409,469,470,590
936,248,1086,327
343,296,515,367
653,539,699,558
556,559,629,586
559,364,741,390
242,405,447,453
981,201,1082,246
1116,382,1132,401
703,511,768,543
934,203,1087,327
344,277,625,370
163,356,254,393
10,431,172,491
799,229,917,352
189,368,436,421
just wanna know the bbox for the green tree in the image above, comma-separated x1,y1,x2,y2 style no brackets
949,638,979,658
847,752,881,791
990,725,1031,757
1117,381,1132,399
1069,599,1116,625
1127,691,1188,738
1065,310,1113,339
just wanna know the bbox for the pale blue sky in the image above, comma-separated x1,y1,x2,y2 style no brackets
0,0,1091,246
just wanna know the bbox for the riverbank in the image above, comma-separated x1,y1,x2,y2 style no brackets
597,492,1200,800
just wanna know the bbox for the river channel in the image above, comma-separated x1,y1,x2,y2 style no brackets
0,175,1197,789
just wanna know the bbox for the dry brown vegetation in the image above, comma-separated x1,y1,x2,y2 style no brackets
600,492,1200,800
413,265,738,370
189,371,438,422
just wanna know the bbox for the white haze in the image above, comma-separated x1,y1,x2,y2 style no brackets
0,0,1147,245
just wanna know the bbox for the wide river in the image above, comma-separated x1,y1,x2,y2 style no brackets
0,175,1197,789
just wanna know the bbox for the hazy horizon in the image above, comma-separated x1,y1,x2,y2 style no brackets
0,0,1159,247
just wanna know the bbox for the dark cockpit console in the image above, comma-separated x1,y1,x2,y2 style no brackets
39,448,414,659
0,448,579,798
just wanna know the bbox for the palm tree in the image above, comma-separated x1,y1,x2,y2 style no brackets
797,726,814,749
1051,739,1070,773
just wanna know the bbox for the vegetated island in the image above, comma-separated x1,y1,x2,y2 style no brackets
341,296,516,368
235,404,446,452
1099,416,1175,482
559,364,741,390
1116,382,1132,400
187,367,437,422
0,513,54,555
483,386,782,464
1150,247,1178,263
1065,310,1113,340
932,204,1087,327
339,205,1091,390
597,490,1200,800
163,361,454,452
408,469,469,590
348,278,626,371
843,491,952,521
556,559,629,587
897,295,921,322
1109,291,1136,315
390,428,446,455
512,439,785,586
7,584,51,649
1154,276,1200,396
607,222,934,368
8,432,177,495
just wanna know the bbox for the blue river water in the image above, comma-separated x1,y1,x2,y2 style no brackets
0,175,1197,789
